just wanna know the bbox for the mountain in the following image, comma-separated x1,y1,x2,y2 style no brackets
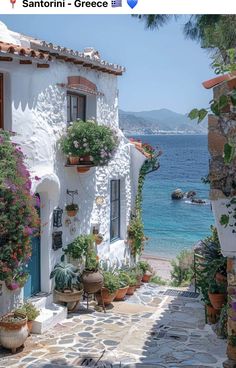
119,108,207,135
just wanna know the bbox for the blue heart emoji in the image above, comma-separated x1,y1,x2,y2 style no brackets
127,0,138,9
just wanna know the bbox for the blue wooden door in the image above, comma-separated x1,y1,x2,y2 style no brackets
24,195,41,299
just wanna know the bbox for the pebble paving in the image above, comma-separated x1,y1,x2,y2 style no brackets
0,284,227,367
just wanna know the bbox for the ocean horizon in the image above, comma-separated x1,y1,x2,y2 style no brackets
132,134,214,259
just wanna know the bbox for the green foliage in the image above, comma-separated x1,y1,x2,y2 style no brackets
229,335,236,346
64,234,93,260
59,120,118,165
170,250,194,287
50,263,79,292
118,271,130,288
137,260,151,275
103,271,119,293
224,143,236,164
15,302,40,321
65,203,79,212
216,304,228,338
85,241,99,272
0,130,39,285
128,216,145,256
126,271,137,286
208,279,227,294
150,275,167,286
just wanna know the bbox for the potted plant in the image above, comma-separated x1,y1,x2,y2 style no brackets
114,271,129,301
131,265,143,288
59,120,118,166
5,272,29,291
227,336,236,360
14,302,40,334
50,263,83,312
126,273,137,296
0,312,28,353
208,280,227,310
96,271,119,306
64,234,92,265
65,203,79,217
81,245,103,294
127,217,145,257
138,261,153,283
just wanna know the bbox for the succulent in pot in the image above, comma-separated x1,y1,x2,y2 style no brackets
208,280,227,310
96,271,119,306
50,263,83,312
14,302,40,334
0,312,28,353
65,203,79,217
137,261,153,283
114,271,130,301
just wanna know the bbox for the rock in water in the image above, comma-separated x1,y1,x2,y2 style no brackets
171,189,184,200
186,191,196,198
191,198,206,205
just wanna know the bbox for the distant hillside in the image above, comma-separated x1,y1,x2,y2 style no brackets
119,108,207,135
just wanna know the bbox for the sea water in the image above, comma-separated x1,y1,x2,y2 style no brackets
134,135,214,259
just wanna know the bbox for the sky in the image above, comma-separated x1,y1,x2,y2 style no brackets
0,15,214,114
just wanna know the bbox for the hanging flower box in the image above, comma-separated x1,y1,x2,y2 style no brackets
60,120,118,169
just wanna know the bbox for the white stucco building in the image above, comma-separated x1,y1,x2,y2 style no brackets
0,22,146,326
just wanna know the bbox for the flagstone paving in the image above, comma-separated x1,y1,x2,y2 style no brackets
0,284,226,367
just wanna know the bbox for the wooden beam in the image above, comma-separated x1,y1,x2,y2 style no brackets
0,56,13,62
19,60,32,65
37,63,50,69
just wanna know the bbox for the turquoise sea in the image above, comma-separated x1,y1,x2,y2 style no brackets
134,135,214,259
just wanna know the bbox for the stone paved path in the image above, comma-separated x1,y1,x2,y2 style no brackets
0,284,226,367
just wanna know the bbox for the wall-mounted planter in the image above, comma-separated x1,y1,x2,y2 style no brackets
211,195,236,257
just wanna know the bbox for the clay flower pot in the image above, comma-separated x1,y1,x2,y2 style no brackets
94,234,103,245
96,287,117,306
54,288,83,312
27,321,33,335
77,167,90,174
114,286,129,301
227,344,236,361
126,286,136,295
0,313,28,354
68,156,80,165
66,208,78,217
136,275,143,288
208,292,226,310
79,155,91,163
81,270,104,294
215,272,227,284
142,271,152,283
206,304,220,324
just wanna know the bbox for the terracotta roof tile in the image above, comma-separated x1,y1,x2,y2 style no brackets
202,72,236,89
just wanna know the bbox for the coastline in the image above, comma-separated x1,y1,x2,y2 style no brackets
141,253,172,281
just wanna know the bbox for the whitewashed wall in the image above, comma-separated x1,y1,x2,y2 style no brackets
0,25,145,301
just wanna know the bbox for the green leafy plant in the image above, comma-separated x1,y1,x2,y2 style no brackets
150,275,167,286
0,131,39,285
217,304,228,339
128,216,145,256
229,335,236,346
15,302,40,321
64,234,93,260
50,263,79,292
137,260,151,275
65,203,79,212
208,280,227,294
170,250,194,287
103,271,119,293
118,271,130,288
59,120,118,165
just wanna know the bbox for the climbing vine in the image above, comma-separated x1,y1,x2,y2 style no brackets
128,142,162,256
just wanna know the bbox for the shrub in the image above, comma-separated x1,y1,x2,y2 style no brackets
170,250,194,287
60,120,118,165
64,234,93,260
15,302,40,321
0,131,39,285
150,275,167,286
103,271,119,293
137,260,151,275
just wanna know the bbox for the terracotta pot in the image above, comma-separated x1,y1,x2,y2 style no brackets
96,287,117,306
82,270,104,294
114,286,129,301
142,273,152,283
77,167,90,174
54,288,83,306
68,156,80,165
94,235,103,245
66,209,78,217
208,292,226,310
126,286,136,295
136,275,143,288
0,314,28,354
27,321,33,335
215,272,227,284
206,304,220,324
79,155,91,163
227,344,236,360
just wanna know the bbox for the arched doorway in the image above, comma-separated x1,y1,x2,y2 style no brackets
24,193,41,299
